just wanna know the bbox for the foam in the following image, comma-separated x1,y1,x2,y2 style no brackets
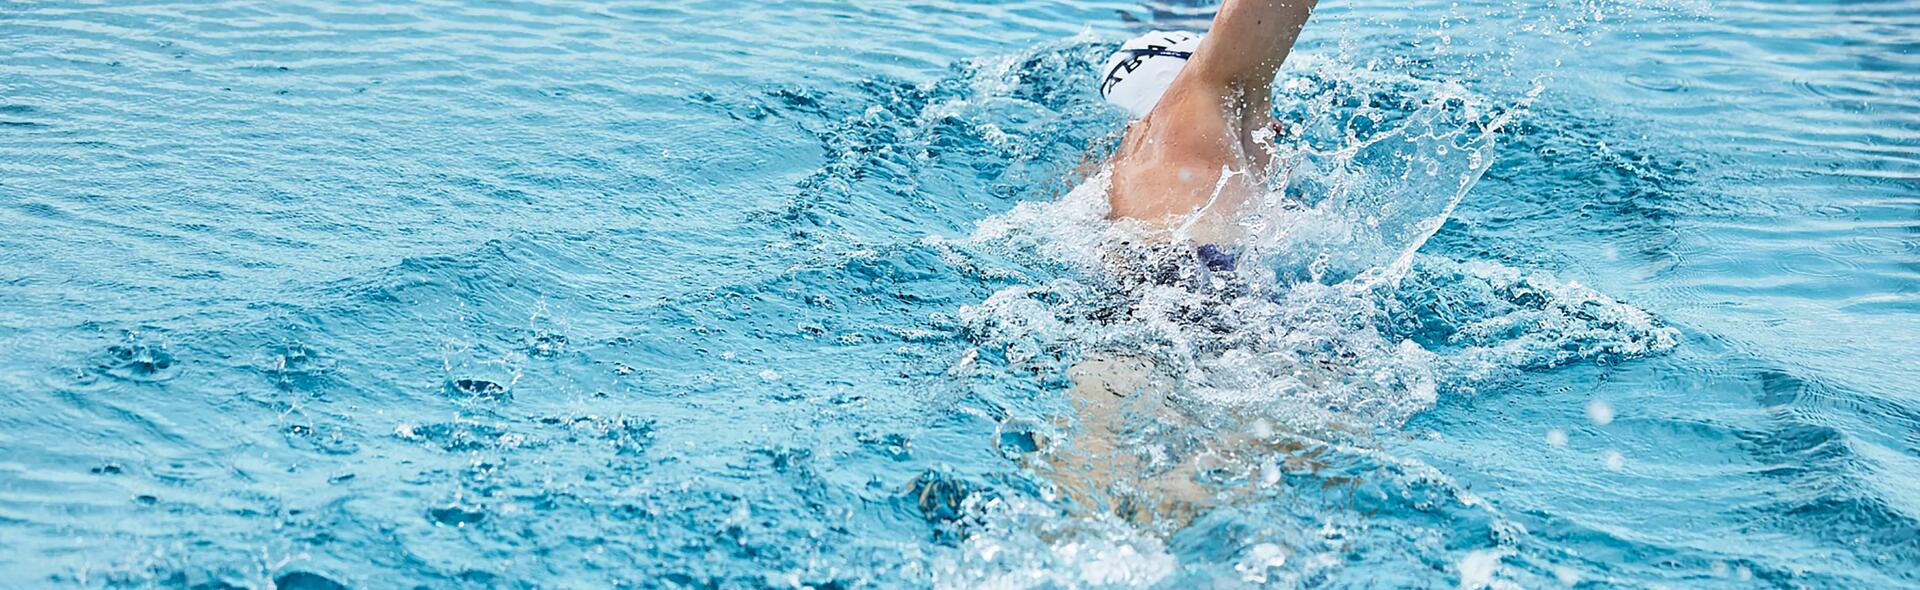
940,58,1682,579
958,58,1676,435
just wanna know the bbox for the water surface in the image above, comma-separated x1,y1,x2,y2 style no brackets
1,0,1915,587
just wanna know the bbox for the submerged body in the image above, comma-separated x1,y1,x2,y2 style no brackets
1051,0,1321,527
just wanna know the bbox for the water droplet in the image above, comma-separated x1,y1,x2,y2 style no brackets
1586,399,1615,426
448,378,508,399
427,505,487,527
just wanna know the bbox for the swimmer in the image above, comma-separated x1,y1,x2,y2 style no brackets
1037,0,1323,530
1104,0,1316,245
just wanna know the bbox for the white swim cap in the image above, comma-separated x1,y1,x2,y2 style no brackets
1099,30,1204,119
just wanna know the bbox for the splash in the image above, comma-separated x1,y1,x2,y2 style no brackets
1253,56,1532,288
940,42,1680,584
958,56,1671,430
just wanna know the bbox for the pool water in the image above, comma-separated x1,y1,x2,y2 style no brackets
1,0,1915,588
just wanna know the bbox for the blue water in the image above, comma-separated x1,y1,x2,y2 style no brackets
1,0,1915,587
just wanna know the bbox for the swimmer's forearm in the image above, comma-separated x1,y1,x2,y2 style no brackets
1187,0,1317,88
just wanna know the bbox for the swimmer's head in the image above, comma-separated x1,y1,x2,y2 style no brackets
1099,30,1204,119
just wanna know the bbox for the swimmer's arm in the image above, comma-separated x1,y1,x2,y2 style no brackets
1106,0,1316,228
1183,0,1317,91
